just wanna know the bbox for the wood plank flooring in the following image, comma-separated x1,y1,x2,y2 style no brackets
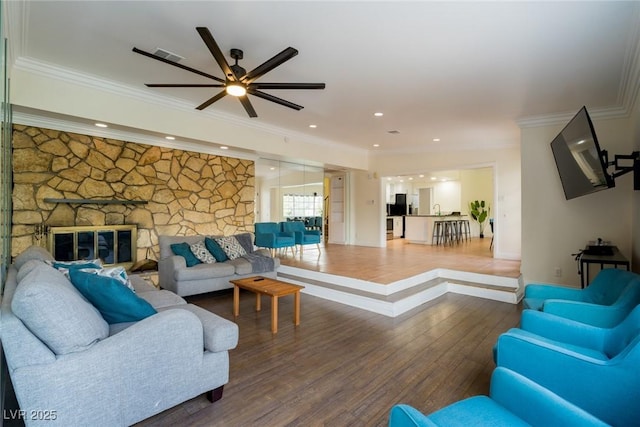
136,288,522,426
279,237,521,284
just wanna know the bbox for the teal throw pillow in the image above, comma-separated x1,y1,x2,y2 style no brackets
205,237,229,262
69,270,157,324
170,242,202,267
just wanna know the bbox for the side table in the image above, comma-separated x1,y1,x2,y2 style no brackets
580,246,629,288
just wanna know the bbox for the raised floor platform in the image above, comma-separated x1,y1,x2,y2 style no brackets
277,239,523,317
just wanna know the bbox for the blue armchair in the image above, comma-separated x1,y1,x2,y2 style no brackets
254,222,295,256
523,268,640,327
495,306,640,426
389,367,607,427
281,221,321,255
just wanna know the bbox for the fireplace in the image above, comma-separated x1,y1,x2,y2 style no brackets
48,225,137,268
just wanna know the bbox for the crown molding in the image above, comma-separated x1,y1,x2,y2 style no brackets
517,13,640,129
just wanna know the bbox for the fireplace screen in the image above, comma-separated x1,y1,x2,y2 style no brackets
48,225,137,268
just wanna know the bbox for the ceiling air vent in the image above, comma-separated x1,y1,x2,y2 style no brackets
153,48,184,63
387,130,400,135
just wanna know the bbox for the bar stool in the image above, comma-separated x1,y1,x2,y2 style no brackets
432,221,445,245
459,219,470,241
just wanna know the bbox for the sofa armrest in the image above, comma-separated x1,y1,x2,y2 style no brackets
524,283,583,300
277,231,295,239
159,304,238,352
305,230,321,237
520,309,606,351
543,299,629,327
490,367,609,426
389,404,438,427
158,255,186,288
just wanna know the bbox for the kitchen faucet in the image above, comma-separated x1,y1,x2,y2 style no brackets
433,204,441,216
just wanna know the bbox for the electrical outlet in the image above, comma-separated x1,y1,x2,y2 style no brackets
554,267,562,278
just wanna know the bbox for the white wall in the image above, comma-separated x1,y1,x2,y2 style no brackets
370,146,521,259
433,181,461,214
460,168,494,237
521,115,634,287
351,171,386,247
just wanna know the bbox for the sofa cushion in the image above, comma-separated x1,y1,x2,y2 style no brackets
11,264,109,355
214,236,247,260
227,257,253,275
190,240,216,264
14,245,55,270
205,237,229,262
137,289,187,309
69,270,157,324
174,262,236,281
170,242,202,267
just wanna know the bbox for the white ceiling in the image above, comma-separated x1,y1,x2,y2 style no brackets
5,1,640,159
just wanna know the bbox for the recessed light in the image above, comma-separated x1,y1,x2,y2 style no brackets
433,138,441,142
373,144,380,147
165,136,175,140
95,123,108,128
430,177,437,181
374,112,384,117
408,177,413,181
220,146,229,150
419,174,424,178
270,167,276,171
309,124,317,128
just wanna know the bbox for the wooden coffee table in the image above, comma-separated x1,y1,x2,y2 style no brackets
230,276,305,333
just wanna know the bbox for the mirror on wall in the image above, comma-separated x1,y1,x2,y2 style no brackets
255,159,324,233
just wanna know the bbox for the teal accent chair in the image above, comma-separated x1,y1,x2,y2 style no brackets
523,268,640,327
254,222,295,256
388,367,607,427
281,221,321,255
495,305,640,426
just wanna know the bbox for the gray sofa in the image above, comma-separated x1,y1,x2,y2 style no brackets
158,233,279,297
1,246,239,426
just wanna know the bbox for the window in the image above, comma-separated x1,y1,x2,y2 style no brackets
283,193,323,218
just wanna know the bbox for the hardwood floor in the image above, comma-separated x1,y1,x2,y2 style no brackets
136,288,522,426
278,237,520,284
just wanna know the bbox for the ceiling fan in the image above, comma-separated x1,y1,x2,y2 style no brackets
132,27,325,118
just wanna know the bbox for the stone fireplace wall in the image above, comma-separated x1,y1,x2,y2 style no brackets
11,125,255,261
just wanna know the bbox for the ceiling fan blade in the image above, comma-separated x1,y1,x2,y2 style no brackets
196,90,227,110
238,96,258,118
146,84,225,88
242,47,298,84
250,82,326,90
132,47,224,83
196,27,237,81
249,89,303,110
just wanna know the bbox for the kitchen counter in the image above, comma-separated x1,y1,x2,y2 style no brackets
404,215,467,244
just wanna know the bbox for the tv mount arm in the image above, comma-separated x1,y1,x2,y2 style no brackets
602,150,640,190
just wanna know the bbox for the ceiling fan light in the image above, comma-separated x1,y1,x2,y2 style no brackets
226,84,247,97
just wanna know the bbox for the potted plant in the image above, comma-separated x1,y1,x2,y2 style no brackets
469,200,490,238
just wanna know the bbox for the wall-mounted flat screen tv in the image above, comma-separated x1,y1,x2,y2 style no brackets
550,106,614,200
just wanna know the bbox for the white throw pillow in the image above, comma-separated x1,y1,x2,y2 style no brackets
214,236,247,260
190,240,217,264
